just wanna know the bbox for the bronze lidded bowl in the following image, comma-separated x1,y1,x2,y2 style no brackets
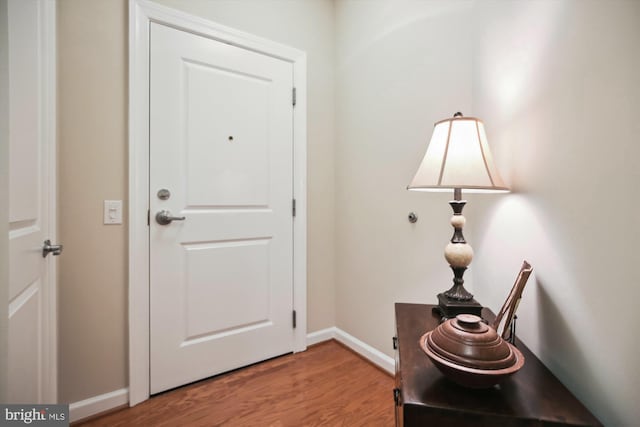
419,314,524,388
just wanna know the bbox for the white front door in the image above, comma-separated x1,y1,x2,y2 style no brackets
7,0,57,404
149,23,295,394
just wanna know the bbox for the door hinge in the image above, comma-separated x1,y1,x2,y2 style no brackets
147,209,150,226
292,87,297,107
292,310,297,329
292,198,296,217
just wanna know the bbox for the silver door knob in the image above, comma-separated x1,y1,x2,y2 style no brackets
155,210,186,225
43,239,63,258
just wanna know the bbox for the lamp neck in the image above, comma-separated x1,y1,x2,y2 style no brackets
454,188,462,201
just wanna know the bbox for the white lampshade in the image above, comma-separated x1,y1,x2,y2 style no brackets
408,115,509,193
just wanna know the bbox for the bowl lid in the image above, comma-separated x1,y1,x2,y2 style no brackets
426,314,516,370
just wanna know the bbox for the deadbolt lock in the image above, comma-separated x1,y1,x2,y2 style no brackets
157,189,171,200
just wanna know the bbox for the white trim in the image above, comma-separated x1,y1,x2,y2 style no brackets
292,56,307,354
69,388,129,423
128,0,307,406
128,0,151,407
40,0,57,404
306,327,337,346
334,329,394,375
306,328,395,375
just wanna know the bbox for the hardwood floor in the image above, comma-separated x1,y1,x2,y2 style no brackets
77,340,395,426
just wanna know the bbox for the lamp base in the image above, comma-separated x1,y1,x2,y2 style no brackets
435,293,483,320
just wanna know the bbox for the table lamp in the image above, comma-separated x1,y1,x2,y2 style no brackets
407,112,509,318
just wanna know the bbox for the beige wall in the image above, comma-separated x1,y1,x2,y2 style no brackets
0,0,9,403
57,0,129,403
57,0,336,404
334,0,639,425
470,1,640,425
334,0,475,364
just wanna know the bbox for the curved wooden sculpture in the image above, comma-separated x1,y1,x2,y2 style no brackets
492,261,533,341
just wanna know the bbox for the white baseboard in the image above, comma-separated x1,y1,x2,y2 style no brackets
69,388,128,423
306,327,337,346
306,327,395,375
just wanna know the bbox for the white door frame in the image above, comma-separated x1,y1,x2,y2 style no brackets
128,0,307,406
41,0,58,404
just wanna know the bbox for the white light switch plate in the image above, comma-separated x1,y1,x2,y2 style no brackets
104,200,123,225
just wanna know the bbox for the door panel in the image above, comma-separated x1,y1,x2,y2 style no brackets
149,23,294,394
9,228,42,300
183,238,271,340
8,0,39,222
7,0,53,404
184,60,270,207
8,283,41,402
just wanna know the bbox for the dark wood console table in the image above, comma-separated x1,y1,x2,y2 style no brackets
394,303,602,426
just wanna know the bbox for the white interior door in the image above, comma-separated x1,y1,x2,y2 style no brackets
149,22,295,394
7,0,57,404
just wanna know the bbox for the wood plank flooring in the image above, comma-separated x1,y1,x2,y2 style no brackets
77,340,395,426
